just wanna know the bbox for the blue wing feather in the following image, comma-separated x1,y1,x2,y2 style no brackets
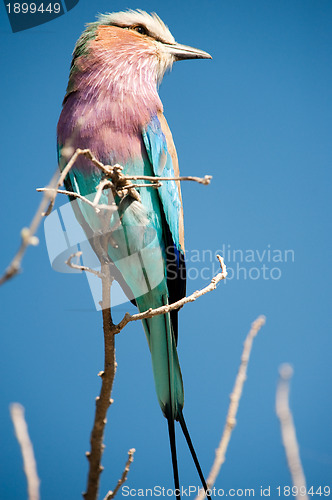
142,115,182,252
142,115,186,343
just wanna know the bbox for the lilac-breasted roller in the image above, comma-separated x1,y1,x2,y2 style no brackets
57,10,211,497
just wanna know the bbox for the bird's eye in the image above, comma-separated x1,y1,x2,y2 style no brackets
132,24,148,36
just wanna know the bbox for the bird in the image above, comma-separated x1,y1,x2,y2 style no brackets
57,9,212,498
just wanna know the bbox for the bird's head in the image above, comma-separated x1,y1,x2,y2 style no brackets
69,9,211,93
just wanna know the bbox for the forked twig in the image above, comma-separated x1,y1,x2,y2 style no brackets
1,148,211,287
66,251,104,278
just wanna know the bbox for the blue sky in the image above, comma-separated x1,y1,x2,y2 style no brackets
0,0,331,498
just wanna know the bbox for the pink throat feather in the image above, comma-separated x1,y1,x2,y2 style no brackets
58,26,164,166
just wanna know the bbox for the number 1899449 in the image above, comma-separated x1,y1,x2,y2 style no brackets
276,485,330,496
6,3,61,14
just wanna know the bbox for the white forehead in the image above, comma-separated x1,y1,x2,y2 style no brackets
97,9,176,44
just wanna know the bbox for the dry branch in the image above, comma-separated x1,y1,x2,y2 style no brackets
276,364,308,500
10,403,40,500
115,255,227,332
103,448,136,500
196,315,266,500
83,261,117,500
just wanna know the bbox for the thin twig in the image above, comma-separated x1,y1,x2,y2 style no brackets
196,315,266,500
117,182,162,190
115,255,227,332
10,403,40,500
276,364,308,500
83,261,118,500
124,174,212,185
37,187,107,213
103,448,136,500
44,148,111,217
65,251,104,278
92,179,114,207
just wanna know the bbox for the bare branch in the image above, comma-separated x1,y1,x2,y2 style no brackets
115,255,227,333
103,448,136,500
10,403,40,500
276,364,308,500
43,149,211,218
196,315,266,500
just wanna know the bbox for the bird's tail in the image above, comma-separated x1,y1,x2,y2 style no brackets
177,411,211,499
139,294,210,499
166,411,211,500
